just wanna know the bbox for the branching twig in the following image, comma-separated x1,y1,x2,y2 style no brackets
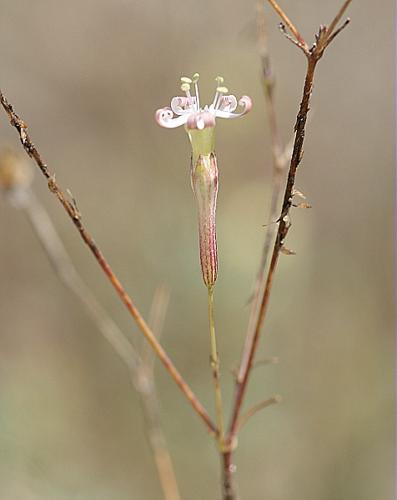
236,395,281,432
0,91,217,436
142,284,170,373
278,23,310,55
326,0,352,39
0,164,181,500
266,0,308,50
231,0,352,439
244,1,291,378
223,2,352,498
134,285,180,500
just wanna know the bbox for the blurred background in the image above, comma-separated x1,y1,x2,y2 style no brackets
0,1,394,499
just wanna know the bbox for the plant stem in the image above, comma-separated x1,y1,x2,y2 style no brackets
208,286,225,447
0,89,217,436
221,450,239,500
18,188,181,500
229,55,318,440
266,0,307,49
227,2,352,491
244,0,289,375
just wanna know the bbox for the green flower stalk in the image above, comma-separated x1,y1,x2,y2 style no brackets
156,74,252,288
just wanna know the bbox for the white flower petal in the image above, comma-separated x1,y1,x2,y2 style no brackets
215,95,252,119
155,108,189,128
171,96,196,115
218,95,238,113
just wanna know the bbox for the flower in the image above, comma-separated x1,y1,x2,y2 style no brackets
155,74,252,132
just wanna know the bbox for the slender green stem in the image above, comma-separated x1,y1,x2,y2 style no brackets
207,286,225,446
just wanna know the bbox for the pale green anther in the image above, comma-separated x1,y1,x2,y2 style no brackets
181,76,192,84
181,82,191,92
215,76,224,84
192,73,200,83
216,86,228,94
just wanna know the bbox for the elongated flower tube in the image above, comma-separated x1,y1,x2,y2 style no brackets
191,151,219,288
156,74,252,288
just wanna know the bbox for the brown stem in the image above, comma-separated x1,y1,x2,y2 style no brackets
326,0,352,39
0,89,217,436
19,190,181,500
229,54,318,440
221,451,239,500
23,188,141,372
142,284,170,373
236,395,281,433
228,0,351,459
244,1,289,377
266,0,307,50
136,284,180,500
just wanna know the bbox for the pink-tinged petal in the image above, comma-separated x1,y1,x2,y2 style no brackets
186,112,216,131
218,94,238,113
239,95,253,113
155,107,189,128
171,96,196,115
215,95,253,120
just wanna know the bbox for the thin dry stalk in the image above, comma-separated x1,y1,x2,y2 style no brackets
142,284,170,373
236,395,281,432
13,188,181,500
243,0,290,374
266,0,307,49
24,189,141,371
0,90,216,436
231,0,352,440
135,285,180,500
223,2,352,498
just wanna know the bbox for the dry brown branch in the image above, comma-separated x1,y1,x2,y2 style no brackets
0,157,181,500
278,23,310,54
244,1,290,382
223,2,352,498
0,90,217,436
142,284,171,373
326,0,352,39
134,285,180,500
266,0,308,50
236,395,281,432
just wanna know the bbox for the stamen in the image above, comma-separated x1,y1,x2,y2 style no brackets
192,73,200,111
211,76,224,109
214,86,228,110
211,91,219,109
181,76,192,84
181,82,192,101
